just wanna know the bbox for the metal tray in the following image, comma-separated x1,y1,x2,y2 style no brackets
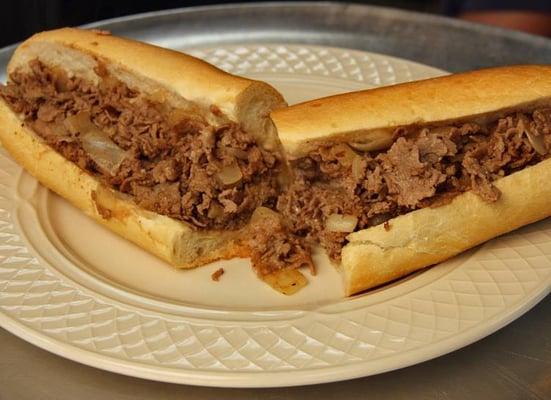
3,2,551,74
91,1,551,70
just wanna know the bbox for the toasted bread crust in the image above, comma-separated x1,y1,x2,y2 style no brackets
272,64,551,295
0,99,251,267
1,28,286,268
272,65,551,158
342,157,551,295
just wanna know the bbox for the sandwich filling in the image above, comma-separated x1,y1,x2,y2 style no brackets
0,59,314,276
3,58,551,285
0,59,281,230
278,108,551,261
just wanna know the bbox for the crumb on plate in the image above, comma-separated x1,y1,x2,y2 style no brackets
211,268,224,282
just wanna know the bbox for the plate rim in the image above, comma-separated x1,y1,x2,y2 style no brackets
1,38,550,388
1,280,548,388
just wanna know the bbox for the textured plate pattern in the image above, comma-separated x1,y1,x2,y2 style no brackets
0,45,550,388
187,44,444,84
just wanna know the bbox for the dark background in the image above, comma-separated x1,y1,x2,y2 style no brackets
0,0,479,48
1,0,551,48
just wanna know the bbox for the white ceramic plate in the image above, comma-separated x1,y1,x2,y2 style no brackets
0,44,550,388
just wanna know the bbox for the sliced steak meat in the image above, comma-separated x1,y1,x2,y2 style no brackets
245,208,314,276
0,59,280,231
379,137,447,208
277,176,356,261
134,183,182,219
4,58,551,280
280,109,551,263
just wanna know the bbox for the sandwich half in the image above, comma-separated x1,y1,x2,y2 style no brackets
271,65,551,295
0,28,302,281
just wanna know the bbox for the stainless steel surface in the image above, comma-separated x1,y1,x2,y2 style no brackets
0,2,550,398
80,1,551,71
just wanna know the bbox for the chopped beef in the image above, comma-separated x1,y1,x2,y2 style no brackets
462,151,501,202
244,209,314,276
379,137,447,207
278,108,551,262
276,175,356,261
3,58,551,279
211,268,224,281
0,59,280,230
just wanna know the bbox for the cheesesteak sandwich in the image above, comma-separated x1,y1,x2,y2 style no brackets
3,29,551,297
272,65,551,295
0,28,315,293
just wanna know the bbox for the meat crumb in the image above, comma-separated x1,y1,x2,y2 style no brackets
211,268,224,282
384,221,391,231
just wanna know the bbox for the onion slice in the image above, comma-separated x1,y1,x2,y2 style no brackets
325,214,358,233
81,129,127,175
63,111,127,175
65,112,127,175
64,112,96,135
349,142,374,152
525,131,547,155
216,163,243,185
207,202,224,219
